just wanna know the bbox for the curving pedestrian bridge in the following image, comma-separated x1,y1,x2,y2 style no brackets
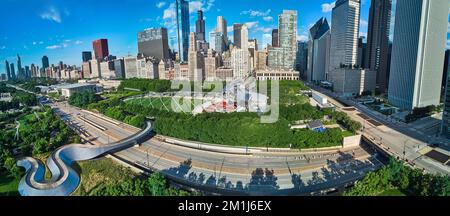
17,121,153,196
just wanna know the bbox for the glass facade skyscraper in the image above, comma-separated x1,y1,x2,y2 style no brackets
388,0,448,110
176,0,190,62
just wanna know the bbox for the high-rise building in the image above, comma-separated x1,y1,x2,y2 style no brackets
272,29,279,47
443,50,450,91
214,16,228,54
82,61,91,79
42,55,49,70
25,66,30,78
442,53,450,139
296,41,308,79
388,0,449,110
92,39,109,61
233,24,243,48
231,24,250,79
329,0,361,71
196,10,206,42
188,32,205,81
124,56,138,79
114,59,125,79
82,51,93,62
217,16,228,43
89,59,101,78
204,49,219,81
268,10,298,70
5,60,11,80
10,63,15,80
366,0,392,93
176,0,190,62
138,28,170,61
357,37,366,68
307,17,331,82
16,54,23,79
328,0,376,96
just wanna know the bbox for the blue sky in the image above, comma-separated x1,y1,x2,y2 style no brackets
0,0,398,74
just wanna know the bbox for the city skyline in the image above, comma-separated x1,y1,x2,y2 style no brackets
0,0,376,72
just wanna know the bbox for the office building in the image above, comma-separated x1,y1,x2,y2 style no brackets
124,56,138,79
357,37,366,68
217,16,228,44
205,49,220,81
138,28,170,61
388,0,449,110
114,59,125,79
196,10,206,41
442,65,450,139
233,24,243,48
16,55,23,79
366,0,392,93
176,0,190,62
307,17,331,82
256,69,300,81
329,0,360,71
296,41,308,79
5,60,11,80
82,61,92,79
82,51,93,62
89,59,101,78
188,32,205,81
42,56,49,69
272,29,279,47
10,63,15,80
268,10,298,70
93,39,109,61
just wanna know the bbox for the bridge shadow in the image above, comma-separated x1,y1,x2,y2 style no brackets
159,150,381,196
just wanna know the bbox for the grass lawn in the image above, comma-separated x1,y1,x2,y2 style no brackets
378,189,407,196
71,158,138,196
0,174,20,196
341,130,354,137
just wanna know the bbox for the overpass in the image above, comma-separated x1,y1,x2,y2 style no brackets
16,121,153,196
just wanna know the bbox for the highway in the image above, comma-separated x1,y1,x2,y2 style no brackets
52,101,383,195
308,85,450,175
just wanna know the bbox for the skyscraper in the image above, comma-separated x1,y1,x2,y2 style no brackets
215,16,228,53
188,32,205,81
388,0,449,110
195,10,206,42
329,0,361,70
176,0,190,62
16,54,23,79
138,28,170,61
443,63,450,139
233,24,243,48
10,63,15,80
268,10,298,70
232,24,250,78
357,36,367,68
307,17,331,81
272,29,279,47
5,60,11,80
217,16,228,42
42,55,49,69
366,0,392,93
92,39,109,61
82,51,93,62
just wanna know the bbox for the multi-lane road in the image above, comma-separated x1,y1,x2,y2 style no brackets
52,101,383,195
308,85,450,175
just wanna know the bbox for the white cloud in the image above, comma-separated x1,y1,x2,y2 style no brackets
256,27,272,33
190,1,203,13
62,43,69,48
322,2,336,13
46,45,62,50
163,3,176,20
40,6,62,23
75,40,83,45
360,19,368,28
32,41,37,45
1,46,6,50
245,21,259,29
263,16,273,22
156,1,166,9
39,41,44,45
241,9,271,17
227,26,233,32
297,35,308,42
